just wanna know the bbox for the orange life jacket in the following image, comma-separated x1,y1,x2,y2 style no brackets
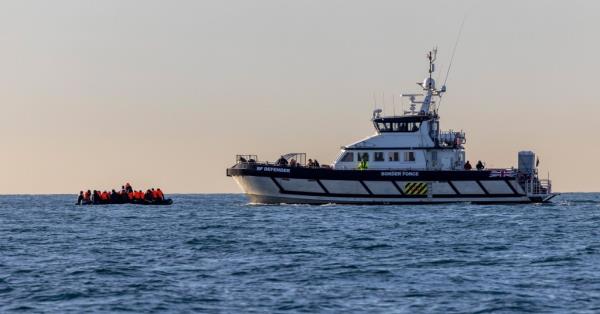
157,189,164,200
101,192,109,200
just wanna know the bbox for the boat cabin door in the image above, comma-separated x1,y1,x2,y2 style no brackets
441,157,452,170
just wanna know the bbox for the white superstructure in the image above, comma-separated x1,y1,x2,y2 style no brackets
333,49,466,171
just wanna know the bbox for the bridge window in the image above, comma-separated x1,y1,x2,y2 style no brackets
358,152,369,162
376,122,421,132
390,152,400,161
404,151,416,162
340,152,354,162
374,152,385,161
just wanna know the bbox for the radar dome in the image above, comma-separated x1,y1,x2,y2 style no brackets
423,77,435,90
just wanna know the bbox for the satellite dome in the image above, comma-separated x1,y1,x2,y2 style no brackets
423,77,435,90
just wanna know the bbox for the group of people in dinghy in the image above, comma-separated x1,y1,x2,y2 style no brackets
77,183,171,205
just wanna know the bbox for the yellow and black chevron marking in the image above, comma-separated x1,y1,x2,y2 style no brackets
403,182,428,195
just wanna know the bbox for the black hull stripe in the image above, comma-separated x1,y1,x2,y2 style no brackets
359,181,373,195
447,181,460,194
227,166,515,181
391,181,405,195
505,179,518,194
248,193,534,205
476,181,490,195
316,180,329,194
270,177,284,192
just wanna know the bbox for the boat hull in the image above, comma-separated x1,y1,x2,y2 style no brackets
227,164,545,204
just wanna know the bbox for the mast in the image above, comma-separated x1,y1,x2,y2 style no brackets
401,48,447,115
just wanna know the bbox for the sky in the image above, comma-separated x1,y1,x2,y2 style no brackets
0,0,598,194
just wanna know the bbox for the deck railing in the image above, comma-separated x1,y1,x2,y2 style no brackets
524,178,552,195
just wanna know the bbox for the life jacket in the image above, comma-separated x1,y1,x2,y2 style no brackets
101,192,109,200
152,190,159,199
84,192,91,201
157,189,164,200
128,192,134,200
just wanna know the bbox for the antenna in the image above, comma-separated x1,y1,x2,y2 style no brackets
372,91,377,110
443,15,467,88
438,14,468,110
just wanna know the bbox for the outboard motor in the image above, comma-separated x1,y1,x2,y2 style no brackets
518,151,536,175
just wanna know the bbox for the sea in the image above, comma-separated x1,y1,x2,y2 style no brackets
1,193,600,313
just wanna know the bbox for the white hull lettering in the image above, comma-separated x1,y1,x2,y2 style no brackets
257,166,291,173
380,171,419,177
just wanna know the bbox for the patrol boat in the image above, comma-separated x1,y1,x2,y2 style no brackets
227,49,557,204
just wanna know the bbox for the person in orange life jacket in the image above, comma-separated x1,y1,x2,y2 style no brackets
151,188,159,200
84,190,91,202
101,191,109,202
156,188,164,201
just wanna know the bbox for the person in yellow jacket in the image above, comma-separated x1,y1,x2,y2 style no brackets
358,159,368,170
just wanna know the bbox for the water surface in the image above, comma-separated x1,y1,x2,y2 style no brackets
1,193,599,313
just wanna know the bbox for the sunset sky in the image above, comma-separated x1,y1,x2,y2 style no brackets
0,0,598,194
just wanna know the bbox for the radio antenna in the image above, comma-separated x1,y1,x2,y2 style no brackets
372,91,377,110
443,15,466,87
439,14,467,110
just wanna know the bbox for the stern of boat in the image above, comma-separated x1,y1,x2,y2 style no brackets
523,178,559,203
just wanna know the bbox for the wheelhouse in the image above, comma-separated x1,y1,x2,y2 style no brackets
372,115,432,133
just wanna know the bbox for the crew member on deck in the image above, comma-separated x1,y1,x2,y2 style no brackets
464,160,472,170
476,160,485,170
276,156,288,166
358,159,368,170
